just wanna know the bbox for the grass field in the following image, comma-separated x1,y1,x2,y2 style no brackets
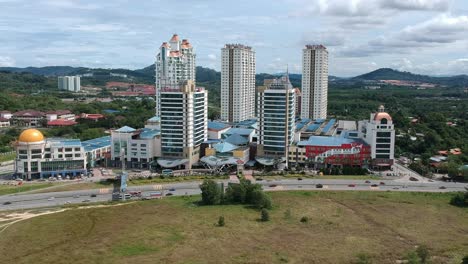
0,152,15,163
0,191,467,263
0,183,56,196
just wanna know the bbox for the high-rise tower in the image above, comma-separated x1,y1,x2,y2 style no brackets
155,34,196,116
301,45,328,120
221,44,256,123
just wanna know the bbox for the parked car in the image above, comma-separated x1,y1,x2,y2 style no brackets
269,184,277,188
365,180,371,184
409,177,419,181
169,188,176,192
90,194,97,197
439,186,447,189
371,184,378,187
348,184,356,187
379,182,386,185
297,177,303,181
3,201,11,205
316,184,323,188
166,192,174,196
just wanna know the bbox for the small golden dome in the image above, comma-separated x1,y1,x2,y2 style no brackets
18,129,45,143
374,112,392,122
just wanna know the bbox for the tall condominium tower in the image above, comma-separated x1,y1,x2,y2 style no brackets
58,76,80,92
155,34,196,116
257,76,295,158
301,44,328,120
221,44,256,123
159,80,208,169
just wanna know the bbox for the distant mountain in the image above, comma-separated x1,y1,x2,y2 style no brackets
0,66,84,76
353,68,468,86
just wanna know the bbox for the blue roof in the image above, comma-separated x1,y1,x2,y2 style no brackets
208,121,230,131
103,109,120,114
139,128,160,139
236,118,258,129
82,136,111,152
115,126,136,133
147,116,160,122
225,128,254,136
306,123,321,132
321,119,336,134
225,133,249,145
298,136,366,147
314,119,326,124
48,138,82,147
214,142,239,153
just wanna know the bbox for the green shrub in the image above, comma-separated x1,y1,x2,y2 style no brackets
354,253,372,264
200,179,223,205
450,192,468,207
218,216,225,227
261,208,270,222
300,216,309,223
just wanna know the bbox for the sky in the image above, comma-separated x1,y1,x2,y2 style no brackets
0,0,467,76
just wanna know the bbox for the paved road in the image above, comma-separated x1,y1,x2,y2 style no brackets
0,179,466,211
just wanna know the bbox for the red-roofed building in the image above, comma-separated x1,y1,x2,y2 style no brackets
0,117,10,127
80,113,104,121
47,119,77,127
46,110,75,121
12,110,46,127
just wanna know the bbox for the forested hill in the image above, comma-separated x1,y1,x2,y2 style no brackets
353,68,468,86
2,65,468,86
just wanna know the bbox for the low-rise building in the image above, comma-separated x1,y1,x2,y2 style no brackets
0,111,12,119
0,117,10,127
15,129,87,180
11,110,46,127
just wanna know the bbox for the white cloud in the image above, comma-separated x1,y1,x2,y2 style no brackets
0,56,15,67
71,24,125,33
380,0,450,11
207,54,216,60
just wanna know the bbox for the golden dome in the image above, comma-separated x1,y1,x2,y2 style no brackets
18,129,45,143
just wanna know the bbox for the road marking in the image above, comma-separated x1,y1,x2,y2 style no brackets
153,185,163,190
99,188,110,194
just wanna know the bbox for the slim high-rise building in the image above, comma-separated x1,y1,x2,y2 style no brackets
301,45,328,120
221,44,255,123
160,80,208,169
155,34,196,116
257,76,295,158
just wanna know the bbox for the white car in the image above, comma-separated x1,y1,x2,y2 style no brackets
47,197,55,201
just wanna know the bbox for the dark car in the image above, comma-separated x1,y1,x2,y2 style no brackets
316,184,323,188
409,177,419,181
269,184,278,188
365,180,371,184
371,184,378,187
256,178,263,181
379,182,386,185
297,177,303,181
348,184,356,187
90,194,97,197
3,201,11,205
439,186,447,189
166,192,174,196
169,188,176,192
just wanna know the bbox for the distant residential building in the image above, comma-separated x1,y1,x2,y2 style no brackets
220,44,256,123
15,129,87,180
45,110,75,122
11,110,45,127
79,113,104,121
301,44,328,120
155,34,195,116
0,111,12,120
58,76,81,92
257,76,295,158
358,105,395,168
158,80,208,169
0,117,10,127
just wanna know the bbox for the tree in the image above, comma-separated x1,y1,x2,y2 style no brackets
200,180,222,205
251,189,272,209
217,216,225,227
416,245,430,264
450,192,468,207
404,251,422,264
462,255,468,264
260,208,270,222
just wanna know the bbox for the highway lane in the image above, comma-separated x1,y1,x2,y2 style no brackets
0,179,466,211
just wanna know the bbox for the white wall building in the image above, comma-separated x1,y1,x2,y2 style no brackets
58,76,80,92
257,76,295,158
111,126,161,169
221,44,256,123
358,105,395,168
155,34,196,116
301,45,328,120
159,80,208,169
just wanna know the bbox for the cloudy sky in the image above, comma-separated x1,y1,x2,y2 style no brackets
0,0,467,76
